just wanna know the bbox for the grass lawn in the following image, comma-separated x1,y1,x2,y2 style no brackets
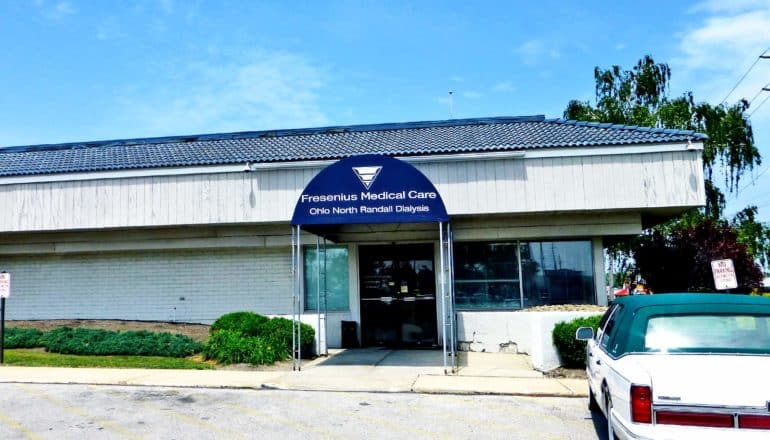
2,349,214,369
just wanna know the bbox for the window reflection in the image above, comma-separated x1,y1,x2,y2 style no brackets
520,241,594,307
453,243,521,310
304,246,350,311
453,240,595,310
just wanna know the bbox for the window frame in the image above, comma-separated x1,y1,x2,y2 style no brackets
303,245,350,313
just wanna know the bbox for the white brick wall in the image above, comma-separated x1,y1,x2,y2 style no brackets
0,248,292,323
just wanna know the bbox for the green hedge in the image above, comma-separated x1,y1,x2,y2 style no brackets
202,330,289,365
552,315,603,368
211,312,270,336
2,328,45,348
42,328,202,357
204,312,315,365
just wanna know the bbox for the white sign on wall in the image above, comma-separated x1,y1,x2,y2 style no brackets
711,259,738,290
0,272,9,298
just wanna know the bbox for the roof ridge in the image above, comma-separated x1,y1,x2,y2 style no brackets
0,115,547,154
545,118,707,139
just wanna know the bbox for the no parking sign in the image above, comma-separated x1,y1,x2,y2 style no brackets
0,272,9,298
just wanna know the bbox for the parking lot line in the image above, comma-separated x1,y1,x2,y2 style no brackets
13,384,142,440
265,391,452,440
0,412,42,440
225,402,344,439
132,393,250,440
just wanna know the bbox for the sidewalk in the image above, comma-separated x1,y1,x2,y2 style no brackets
0,348,587,398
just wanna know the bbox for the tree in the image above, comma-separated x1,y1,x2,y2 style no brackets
565,55,769,287
633,218,763,293
565,55,761,218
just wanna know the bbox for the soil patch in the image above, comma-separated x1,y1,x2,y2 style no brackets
6,320,211,342
520,304,607,313
544,367,587,379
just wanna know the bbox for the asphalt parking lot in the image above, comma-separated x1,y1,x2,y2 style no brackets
0,384,606,439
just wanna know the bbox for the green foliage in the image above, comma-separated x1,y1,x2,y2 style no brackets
566,54,769,281
552,315,604,368
633,217,763,293
3,328,45,348
41,327,202,357
3,349,213,369
564,55,761,219
732,206,770,269
210,311,270,336
259,317,315,356
204,312,315,366
202,330,289,365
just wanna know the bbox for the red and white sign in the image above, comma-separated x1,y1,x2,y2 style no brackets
711,259,738,290
0,272,9,298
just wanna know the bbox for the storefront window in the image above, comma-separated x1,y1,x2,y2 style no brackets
520,241,594,307
453,243,521,310
304,246,350,311
453,240,595,310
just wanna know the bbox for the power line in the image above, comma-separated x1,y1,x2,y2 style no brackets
721,47,770,105
736,163,770,194
748,83,770,106
748,91,770,117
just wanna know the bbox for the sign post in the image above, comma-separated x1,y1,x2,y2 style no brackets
0,272,10,364
710,259,738,291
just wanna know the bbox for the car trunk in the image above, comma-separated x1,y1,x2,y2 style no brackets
629,354,770,408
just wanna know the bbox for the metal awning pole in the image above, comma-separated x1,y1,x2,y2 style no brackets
296,225,302,370
322,237,328,356
291,225,298,371
316,236,321,357
439,221,448,374
448,222,457,371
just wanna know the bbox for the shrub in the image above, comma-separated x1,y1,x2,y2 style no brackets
552,315,604,368
210,312,270,336
3,328,45,348
258,317,314,356
202,330,289,365
205,312,315,365
42,327,202,357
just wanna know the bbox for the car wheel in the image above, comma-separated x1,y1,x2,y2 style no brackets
588,387,600,412
604,385,618,440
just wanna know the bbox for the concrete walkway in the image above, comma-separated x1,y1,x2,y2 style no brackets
0,348,587,397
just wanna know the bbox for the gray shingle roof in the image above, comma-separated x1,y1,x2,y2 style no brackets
0,115,707,177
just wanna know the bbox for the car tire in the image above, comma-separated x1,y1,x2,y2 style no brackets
588,387,600,412
604,386,619,440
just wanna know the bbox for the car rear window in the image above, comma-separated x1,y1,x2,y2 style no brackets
644,314,770,354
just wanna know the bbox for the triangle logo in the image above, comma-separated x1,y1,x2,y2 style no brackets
352,166,382,190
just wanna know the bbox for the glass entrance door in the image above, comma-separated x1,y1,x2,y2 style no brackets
359,244,437,347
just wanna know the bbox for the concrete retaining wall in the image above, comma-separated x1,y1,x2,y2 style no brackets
457,310,604,371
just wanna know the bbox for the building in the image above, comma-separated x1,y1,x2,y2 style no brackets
0,116,706,353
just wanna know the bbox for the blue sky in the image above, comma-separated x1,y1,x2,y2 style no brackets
1,0,769,221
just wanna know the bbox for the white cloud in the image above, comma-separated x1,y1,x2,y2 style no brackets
450,76,464,83
34,0,76,19
494,81,516,93
96,17,128,40
673,7,770,104
118,50,328,135
515,40,560,66
463,91,482,99
689,0,770,14
675,1,770,220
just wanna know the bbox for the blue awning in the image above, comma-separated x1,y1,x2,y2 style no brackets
291,154,449,228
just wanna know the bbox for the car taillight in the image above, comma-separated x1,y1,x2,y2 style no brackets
630,385,652,423
739,415,770,430
655,411,734,428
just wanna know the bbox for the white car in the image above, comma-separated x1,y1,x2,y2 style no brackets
577,293,770,439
